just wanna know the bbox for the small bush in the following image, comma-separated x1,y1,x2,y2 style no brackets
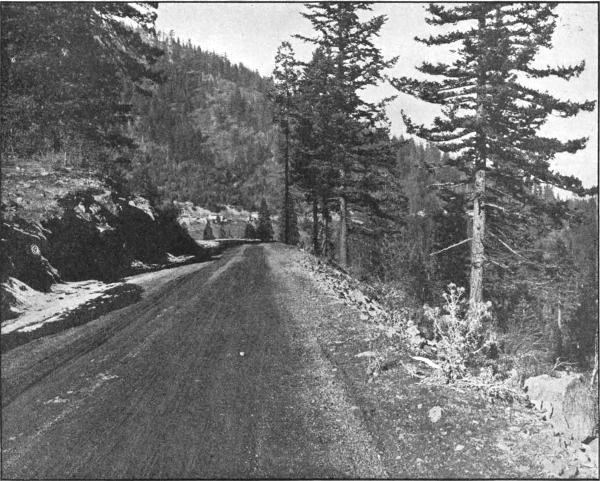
424,283,494,380
496,302,555,383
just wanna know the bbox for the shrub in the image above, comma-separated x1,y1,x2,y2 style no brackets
424,283,494,380
496,299,555,383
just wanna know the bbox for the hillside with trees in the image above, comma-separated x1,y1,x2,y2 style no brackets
1,3,205,296
128,33,282,211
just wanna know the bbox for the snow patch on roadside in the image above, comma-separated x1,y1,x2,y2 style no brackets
166,252,195,263
125,262,209,295
88,372,120,392
195,240,220,248
2,260,212,337
1,279,123,335
1,278,37,319
44,396,69,405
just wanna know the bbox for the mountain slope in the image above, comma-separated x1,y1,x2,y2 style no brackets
130,35,282,211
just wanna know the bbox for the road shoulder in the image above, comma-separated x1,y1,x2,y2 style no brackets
265,243,576,478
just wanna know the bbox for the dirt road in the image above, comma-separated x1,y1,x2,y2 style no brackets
2,245,385,478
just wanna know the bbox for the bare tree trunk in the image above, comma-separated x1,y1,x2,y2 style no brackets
591,330,598,389
469,169,485,307
469,13,488,309
283,124,290,244
312,195,320,255
322,199,330,258
339,194,348,267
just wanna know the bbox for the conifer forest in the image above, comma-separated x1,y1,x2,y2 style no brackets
1,2,598,479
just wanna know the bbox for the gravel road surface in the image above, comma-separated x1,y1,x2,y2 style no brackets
2,244,385,479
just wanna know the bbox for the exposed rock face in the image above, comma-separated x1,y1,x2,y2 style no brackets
525,373,598,441
1,221,60,291
43,191,206,283
2,189,206,295
44,191,131,282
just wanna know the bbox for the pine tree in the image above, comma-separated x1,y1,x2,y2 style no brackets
295,2,397,267
218,221,231,239
244,218,257,239
256,198,274,242
291,47,338,255
272,41,299,244
391,3,595,306
203,220,215,240
279,195,299,245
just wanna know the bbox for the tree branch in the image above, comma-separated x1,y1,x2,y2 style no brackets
488,231,528,261
430,238,472,256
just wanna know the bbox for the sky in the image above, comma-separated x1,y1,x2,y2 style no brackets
156,2,599,188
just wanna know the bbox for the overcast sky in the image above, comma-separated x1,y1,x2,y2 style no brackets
156,2,598,188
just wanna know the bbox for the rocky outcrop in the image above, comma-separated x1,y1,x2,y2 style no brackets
1,221,60,291
44,191,131,282
525,373,598,441
2,189,207,293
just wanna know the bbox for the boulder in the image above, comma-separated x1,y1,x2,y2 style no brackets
525,374,598,441
1,221,60,291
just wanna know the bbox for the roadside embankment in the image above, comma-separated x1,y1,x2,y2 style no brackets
1,163,215,349
267,244,599,479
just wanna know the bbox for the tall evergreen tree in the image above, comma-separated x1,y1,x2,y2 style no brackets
244,218,257,239
279,195,300,245
203,219,215,240
391,3,595,306
256,198,274,242
295,2,397,267
292,47,338,254
272,41,299,244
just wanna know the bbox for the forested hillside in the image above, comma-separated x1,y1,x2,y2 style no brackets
1,3,206,298
128,34,281,211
